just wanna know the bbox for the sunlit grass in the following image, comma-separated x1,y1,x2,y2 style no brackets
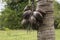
0,30,37,40
55,29,60,40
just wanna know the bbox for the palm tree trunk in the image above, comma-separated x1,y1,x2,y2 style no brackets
36,0,55,40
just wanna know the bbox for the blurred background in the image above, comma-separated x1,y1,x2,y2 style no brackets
0,0,60,40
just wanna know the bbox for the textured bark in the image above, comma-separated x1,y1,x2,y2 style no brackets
37,0,55,40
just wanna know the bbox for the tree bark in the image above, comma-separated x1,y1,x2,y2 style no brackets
36,0,55,40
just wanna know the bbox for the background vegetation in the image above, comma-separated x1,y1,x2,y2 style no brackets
54,1,60,29
0,0,28,30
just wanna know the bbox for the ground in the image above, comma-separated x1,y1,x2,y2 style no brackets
0,29,60,40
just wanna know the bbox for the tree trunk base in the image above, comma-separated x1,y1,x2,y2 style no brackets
37,13,55,40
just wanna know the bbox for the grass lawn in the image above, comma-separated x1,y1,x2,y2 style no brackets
56,29,60,40
0,29,60,40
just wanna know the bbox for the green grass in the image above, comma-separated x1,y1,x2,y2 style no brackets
56,29,60,40
0,30,37,40
0,29,60,40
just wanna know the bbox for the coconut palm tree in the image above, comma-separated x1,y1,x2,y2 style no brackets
22,0,55,40
36,0,55,40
